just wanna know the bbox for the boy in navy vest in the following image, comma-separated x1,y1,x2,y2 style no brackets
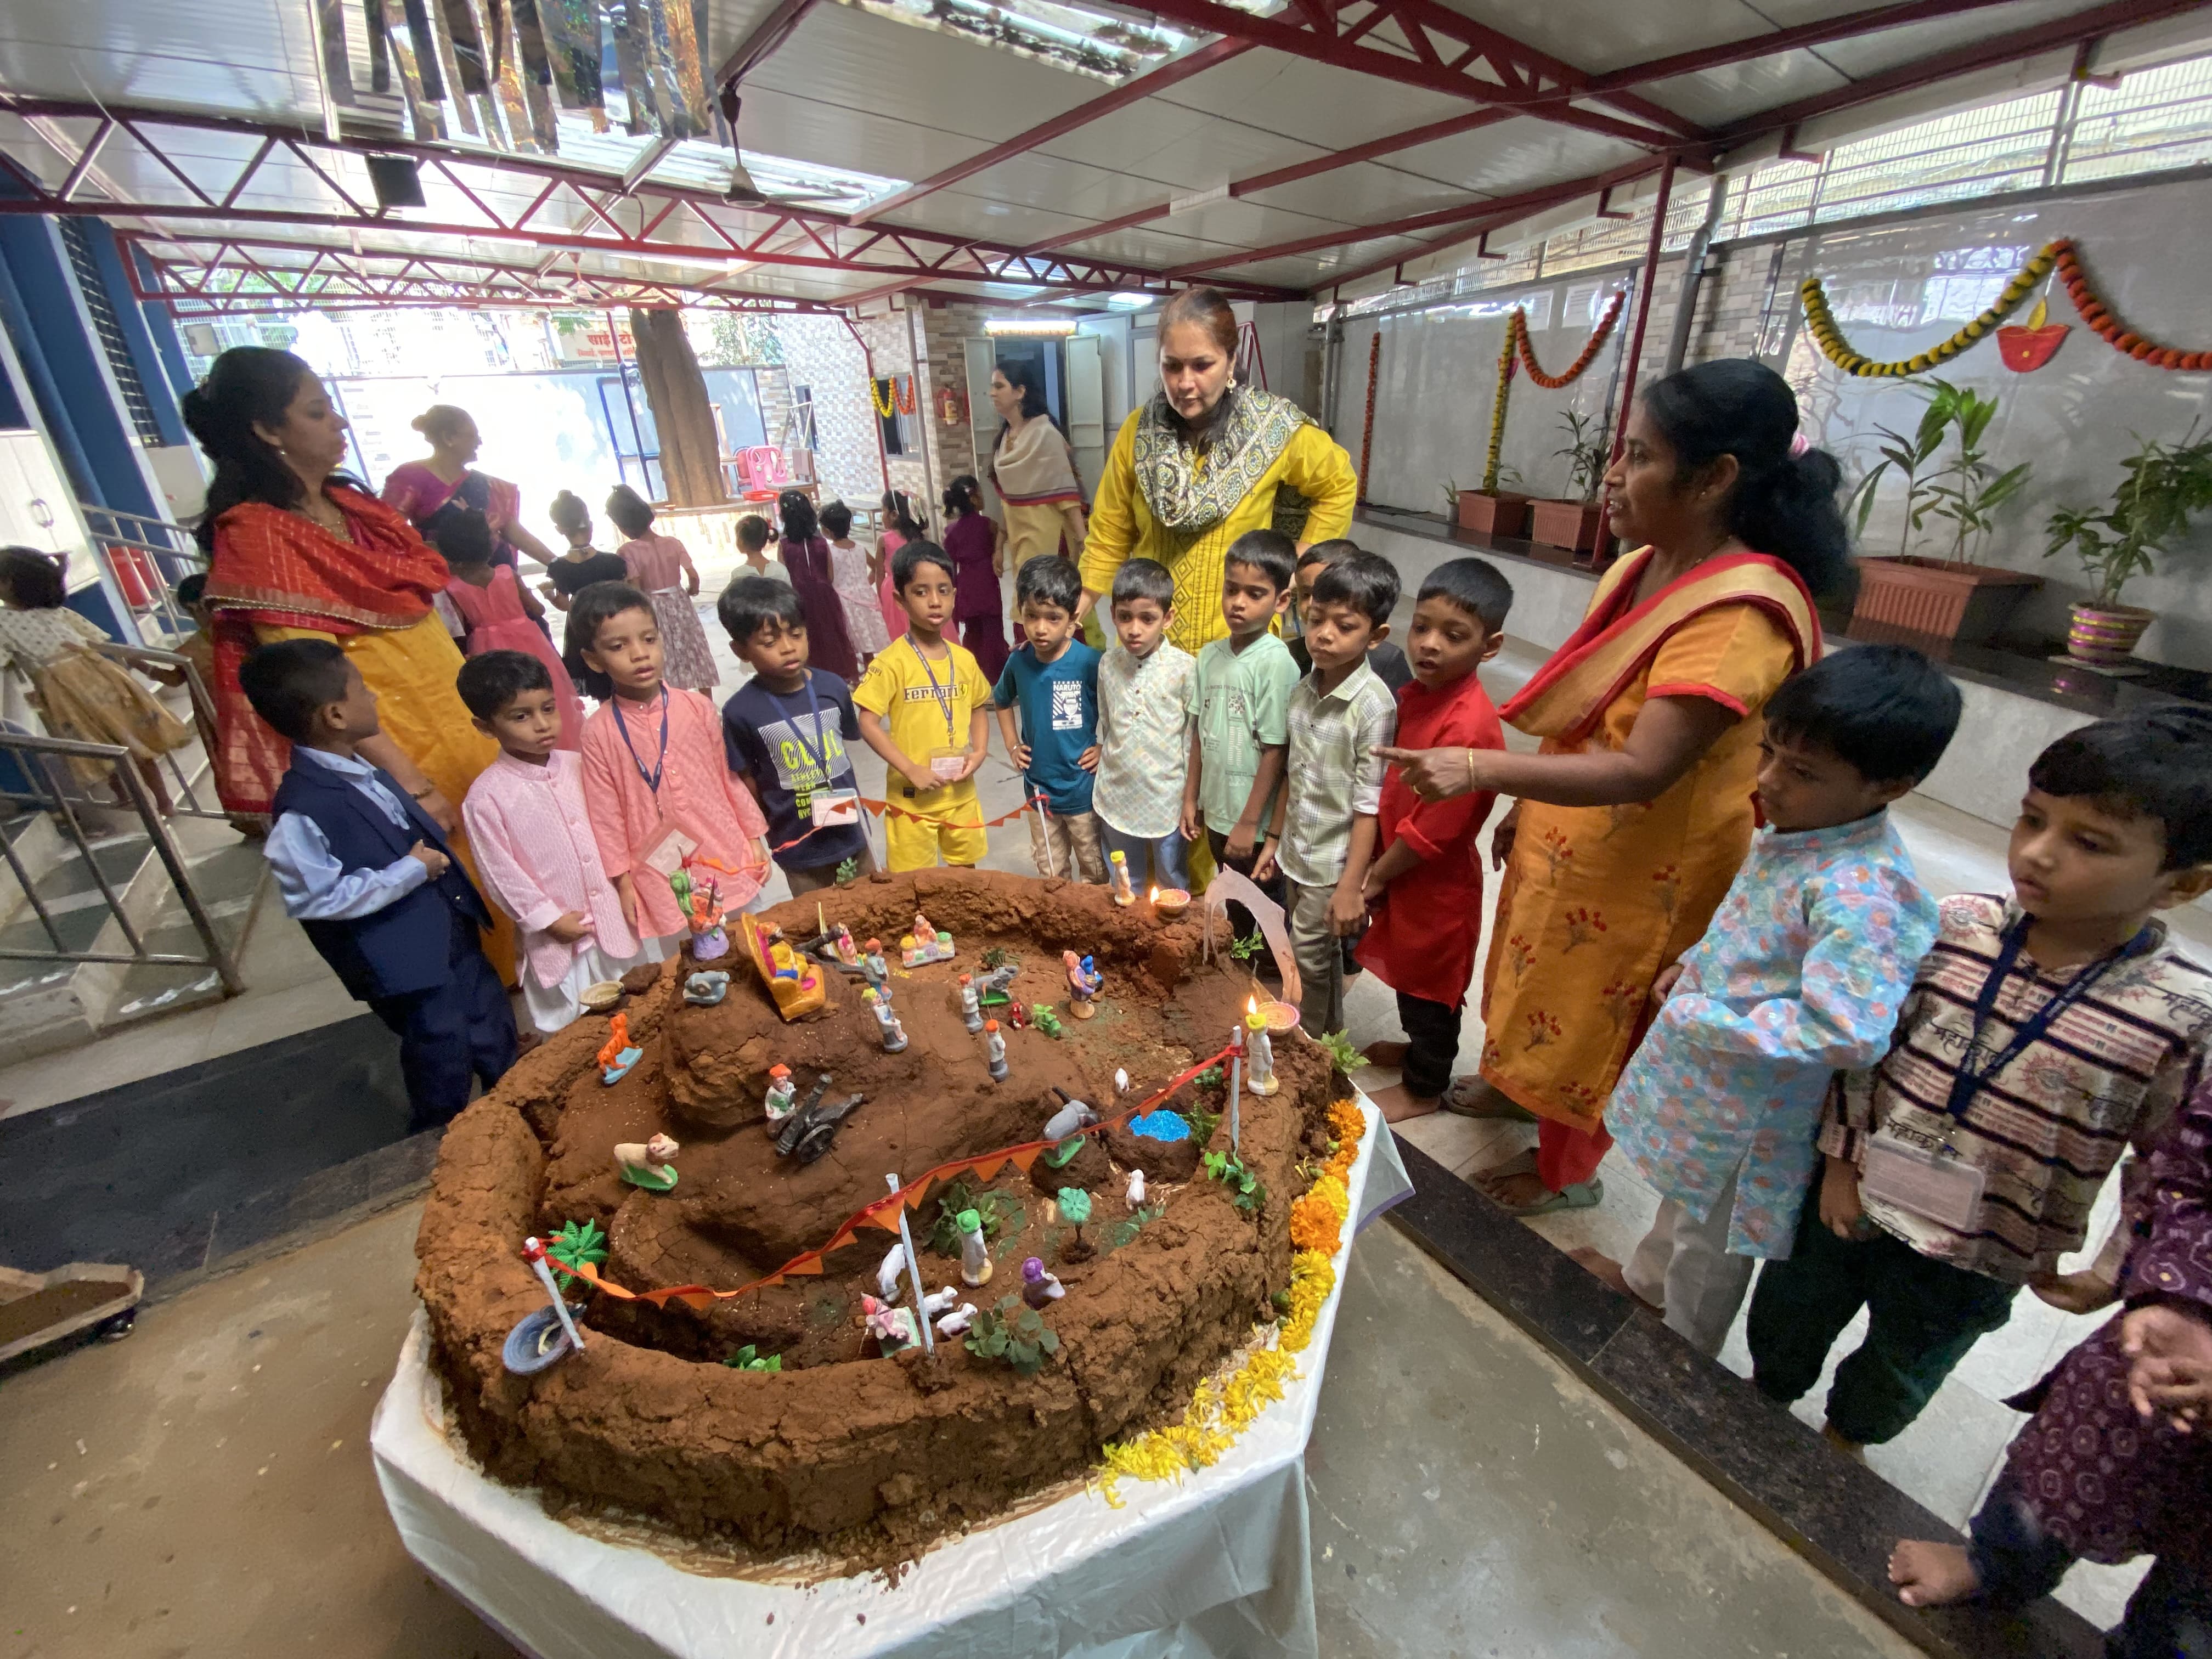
240,640,515,1132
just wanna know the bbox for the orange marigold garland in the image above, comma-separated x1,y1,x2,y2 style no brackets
1512,290,1626,390
2053,238,2212,370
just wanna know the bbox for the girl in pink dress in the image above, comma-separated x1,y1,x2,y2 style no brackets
606,484,719,693
432,511,584,751
874,489,924,644
565,582,770,945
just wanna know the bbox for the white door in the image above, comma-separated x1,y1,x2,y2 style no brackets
1063,333,1105,499
963,338,1001,514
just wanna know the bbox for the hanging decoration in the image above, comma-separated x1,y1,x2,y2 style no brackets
1480,295,1621,492
1356,331,1381,503
1801,238,2212,376
870,377,899,420
1997,295,2069,373
935,383,967,425
895,376,918,416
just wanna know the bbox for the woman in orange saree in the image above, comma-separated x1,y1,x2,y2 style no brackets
184,348,511,977
1378,362,1843,1213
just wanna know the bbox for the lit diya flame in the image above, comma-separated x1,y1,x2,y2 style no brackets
1150,883,1190,917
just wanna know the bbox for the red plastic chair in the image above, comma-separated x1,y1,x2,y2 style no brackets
734,446,787,503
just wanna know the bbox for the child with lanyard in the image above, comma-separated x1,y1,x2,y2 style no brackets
1747,708,2212,1458
566,583,770,945
719,576,876,896
854,541,992,872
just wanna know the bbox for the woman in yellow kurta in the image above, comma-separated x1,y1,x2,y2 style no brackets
1378,361,1841,1214
1079,289,1357,656
183,348,512,978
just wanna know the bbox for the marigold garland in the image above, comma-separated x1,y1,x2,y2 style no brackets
870,377,900,419
895,376,917,415
1481,332,1515,493
1513,291,1626,390
1094,1101,1367,1506
1801,237,2212,377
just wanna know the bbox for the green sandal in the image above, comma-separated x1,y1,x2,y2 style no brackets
1498,1177,1602,1217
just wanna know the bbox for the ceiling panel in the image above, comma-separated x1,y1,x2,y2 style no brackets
0,0,321,121
1150,51,1474,146
1424,0,1775,77
1053,222,1268,268
1375,117,1641,192
733,86,990,186
1632,53,1855,128
1032,103,1331,189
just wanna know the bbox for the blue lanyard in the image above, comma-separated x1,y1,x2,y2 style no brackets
1945,915,2154,1119
780,671,836,783
908,635,957,748
611,690,669,795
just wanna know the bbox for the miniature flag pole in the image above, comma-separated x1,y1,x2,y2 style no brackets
521,1237,586,1351
886,1174,935,1354
1227,1026,1244,1152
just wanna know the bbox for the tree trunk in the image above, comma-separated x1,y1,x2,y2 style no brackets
628,307,727,508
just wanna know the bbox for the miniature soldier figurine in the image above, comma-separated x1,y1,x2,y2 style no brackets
957,1207,993,1286
764,1063,798,1121
834,923,860,967
984,1018,1008,1081
862,938,889,986
865,987,909,1053
1109,848,1136,906
1246,1006,1279,1097
957,973,983,1033
1021,1256,1065,1310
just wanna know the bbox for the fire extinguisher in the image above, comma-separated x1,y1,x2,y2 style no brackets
936,385,966,426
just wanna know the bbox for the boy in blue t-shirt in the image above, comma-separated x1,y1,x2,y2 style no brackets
993,555,1107,883
718,575,874,896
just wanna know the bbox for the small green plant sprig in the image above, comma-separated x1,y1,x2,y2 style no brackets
546,1220,607,1276
1203,1149,1266,1216
1316,1029,1361,1076
723,1344,782,1372
964,1295,1060,1376
1194,1064,1223,1090
981,945,1017,970
834,856,860,884
1228,929,1266,963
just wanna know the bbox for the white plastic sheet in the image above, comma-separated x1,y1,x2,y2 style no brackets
372,1100,1410,1659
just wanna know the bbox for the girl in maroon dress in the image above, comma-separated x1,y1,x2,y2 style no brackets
776,489,859,682
942,475,1009,683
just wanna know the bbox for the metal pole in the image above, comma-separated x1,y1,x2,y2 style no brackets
887,1174,935,1354
1661,173,1728,377
1609,153,1678,462
112,746,245,995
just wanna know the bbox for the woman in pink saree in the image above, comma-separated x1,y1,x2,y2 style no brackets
381,404,557,572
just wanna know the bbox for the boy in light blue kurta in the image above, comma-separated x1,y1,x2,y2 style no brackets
1607,646,1961,1356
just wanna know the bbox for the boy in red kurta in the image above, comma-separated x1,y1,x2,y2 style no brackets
1358,558,1514,1116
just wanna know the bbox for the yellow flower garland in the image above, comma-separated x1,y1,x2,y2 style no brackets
870,377,900,419
1799,245,2059,377
1094,1101,1365,1505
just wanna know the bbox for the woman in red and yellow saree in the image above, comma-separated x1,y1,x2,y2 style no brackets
185,349,511,975
1376,362,1843,1214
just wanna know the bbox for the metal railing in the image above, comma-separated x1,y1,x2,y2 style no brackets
98,643,230,823
76,500,208,647
0,728,244,991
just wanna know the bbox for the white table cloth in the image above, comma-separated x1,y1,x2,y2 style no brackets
373,1097,1411,1659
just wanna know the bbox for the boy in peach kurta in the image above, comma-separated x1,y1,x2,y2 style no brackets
580,686,771,941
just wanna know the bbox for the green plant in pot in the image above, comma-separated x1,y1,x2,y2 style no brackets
2045,425,2212,667
1846,378,2041,645
1528,411,1611,556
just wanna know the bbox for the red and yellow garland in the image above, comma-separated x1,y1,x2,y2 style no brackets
1514,289,1627,388
1802,238,2212,376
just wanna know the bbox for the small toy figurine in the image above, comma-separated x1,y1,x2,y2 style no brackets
1127,1168,1147,1207
911,909,935,951
774,1087,865,1163
834,923,860,967
957,973,983,1032
768,938,802,981
984,1018,1008,1081
859,1293,919,1356
673,862,731,963
504,1236,589,1375
1109,848,1135,906
1042,1092,1098,1144
1063,950,1103,1019
957,1207,993,1286
935,1301,979,1337
934,929,955,962
1246,1006,1279,1097
1007,1000,1030,1030
900,932,928,969
597,1013,642,1084
1020,1256,1065,1310
742,917,826,1021
864,987,909,1053
763,1063,797,1122
975,961,1020,1006
862,939,889,986
877,1242,910,1299
614,1132,680,1191
1114,1067,1129,1096
683,969,730,1006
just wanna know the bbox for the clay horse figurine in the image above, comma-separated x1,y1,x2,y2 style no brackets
598,1012,642,1084
613,1131,680,1191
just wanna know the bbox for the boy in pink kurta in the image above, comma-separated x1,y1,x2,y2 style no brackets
458,653,653,1033
580,685,771,941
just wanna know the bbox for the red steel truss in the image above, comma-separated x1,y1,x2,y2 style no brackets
119,233,840,314
0,98,1299,302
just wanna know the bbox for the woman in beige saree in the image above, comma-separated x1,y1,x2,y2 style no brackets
987,360,1087,568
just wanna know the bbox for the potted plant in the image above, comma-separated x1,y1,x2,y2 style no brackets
1847,379,2041,644
2044,425,2212,665
1452,467,1529,538
1528,411,1610,555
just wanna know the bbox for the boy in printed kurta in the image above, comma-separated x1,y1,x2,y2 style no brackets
1749,707,2212,1450
1606,646,1960,1356
1093,558,1197,893
1357,558,1512,1117
458,651,648,1034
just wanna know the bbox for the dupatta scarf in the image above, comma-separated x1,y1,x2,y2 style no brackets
1130,386,1313,533
1502,549,1822,743
203,486,452,814
989,415,1084,507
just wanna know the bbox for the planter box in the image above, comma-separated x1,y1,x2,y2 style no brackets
1456,490,1530,538
1849,556,2042,644
1528,498,1606,555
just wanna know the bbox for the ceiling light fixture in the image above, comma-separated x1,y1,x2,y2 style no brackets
985,318,1081,336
